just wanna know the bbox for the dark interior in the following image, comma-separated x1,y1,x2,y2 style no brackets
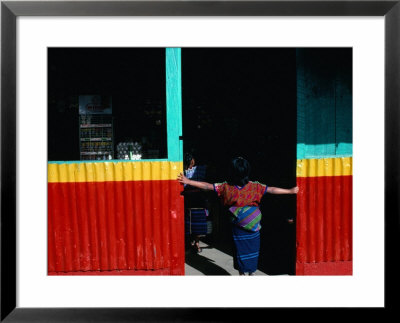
48,48,167,161
182,48,297,275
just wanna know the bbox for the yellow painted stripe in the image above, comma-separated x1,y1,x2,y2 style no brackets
48,161,183,183
296,157,352,177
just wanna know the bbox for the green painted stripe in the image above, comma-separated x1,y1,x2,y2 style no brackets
166,48,183,162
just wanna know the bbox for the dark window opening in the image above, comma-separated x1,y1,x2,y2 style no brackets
48,48,167,162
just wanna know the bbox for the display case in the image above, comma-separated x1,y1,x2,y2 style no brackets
79,114,114,160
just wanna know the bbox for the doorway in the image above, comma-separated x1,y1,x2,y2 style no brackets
181,48,297,275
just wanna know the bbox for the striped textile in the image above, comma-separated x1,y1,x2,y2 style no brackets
229,206,262,232
232,225,260,273
185,208,208,235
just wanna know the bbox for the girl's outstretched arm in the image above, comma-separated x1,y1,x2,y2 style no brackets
177,173,214,190
267,186,299,194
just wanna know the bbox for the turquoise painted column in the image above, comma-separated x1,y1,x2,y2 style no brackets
296,48,352,159
166,48,183,162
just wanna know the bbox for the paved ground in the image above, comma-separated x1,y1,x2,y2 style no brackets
184,239,267,276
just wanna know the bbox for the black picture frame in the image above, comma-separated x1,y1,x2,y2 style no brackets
1,0,398,321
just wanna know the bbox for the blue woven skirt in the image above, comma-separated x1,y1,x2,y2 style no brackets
232,225,260,273
185,208,208,236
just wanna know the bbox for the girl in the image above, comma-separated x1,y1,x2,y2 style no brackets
182,153,210,253
178,157,298,275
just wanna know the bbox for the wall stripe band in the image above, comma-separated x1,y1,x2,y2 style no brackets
48,161,183,183
297,157,352,177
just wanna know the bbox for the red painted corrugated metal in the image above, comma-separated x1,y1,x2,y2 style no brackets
48,179,185,275
296,175,352,274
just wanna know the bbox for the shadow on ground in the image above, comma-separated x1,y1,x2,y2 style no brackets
184,248,232,275
204,204,296,276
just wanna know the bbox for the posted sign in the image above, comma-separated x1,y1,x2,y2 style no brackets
79,95,112,114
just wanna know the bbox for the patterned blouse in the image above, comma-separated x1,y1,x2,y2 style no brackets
213,181,268,207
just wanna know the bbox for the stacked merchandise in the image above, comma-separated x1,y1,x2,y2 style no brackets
116,142,142,160
79,115,114,160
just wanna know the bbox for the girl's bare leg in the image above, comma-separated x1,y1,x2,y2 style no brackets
195,235,202,253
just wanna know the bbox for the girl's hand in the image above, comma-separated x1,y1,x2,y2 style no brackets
177,172,190,185
291,186,299,194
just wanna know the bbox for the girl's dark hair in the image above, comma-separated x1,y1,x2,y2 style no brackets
228,157,251,187
184,153,194,170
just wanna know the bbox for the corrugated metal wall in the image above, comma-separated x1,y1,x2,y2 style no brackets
296,49,352,275
296,158,352,274
48,161,185,275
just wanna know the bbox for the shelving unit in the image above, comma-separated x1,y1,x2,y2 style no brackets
79,115,114,160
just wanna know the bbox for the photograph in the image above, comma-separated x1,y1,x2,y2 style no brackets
2,0,395,319
47,47,352,277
